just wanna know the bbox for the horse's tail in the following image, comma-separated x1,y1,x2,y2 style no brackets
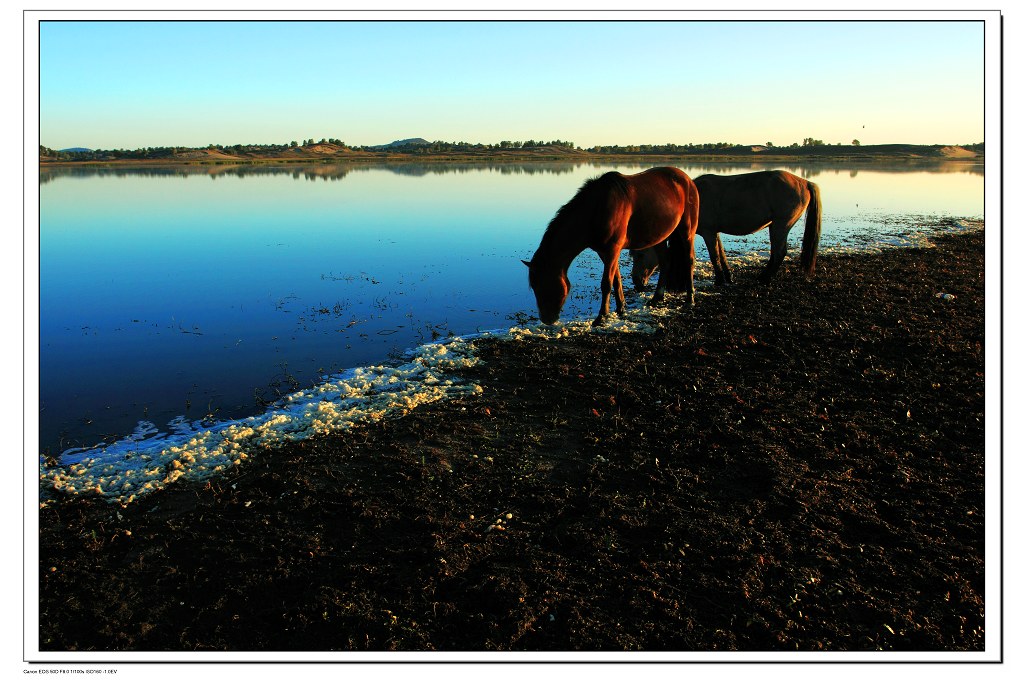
800,181,821,275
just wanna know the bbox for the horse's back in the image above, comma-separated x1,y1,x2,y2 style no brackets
696,169,803,193
760,170,812,213
696,170,810,231
627,166,695,205
616,167,696,249
636,166,694,188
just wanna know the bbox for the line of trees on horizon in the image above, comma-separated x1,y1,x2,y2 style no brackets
40,138,985,161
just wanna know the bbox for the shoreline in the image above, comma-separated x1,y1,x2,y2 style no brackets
40,157,984,169
39,150,984,169
37,228,987,653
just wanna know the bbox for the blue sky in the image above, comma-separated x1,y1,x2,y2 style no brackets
38,19,985,150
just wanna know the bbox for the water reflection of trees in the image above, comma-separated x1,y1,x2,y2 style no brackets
39,158,984,184
39,161,590,183
38,164,355,183
383,162,588,177
780,161,984,178
39,165,204,183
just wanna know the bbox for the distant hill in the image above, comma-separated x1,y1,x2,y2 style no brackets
370,138,431,150
60,147,92,153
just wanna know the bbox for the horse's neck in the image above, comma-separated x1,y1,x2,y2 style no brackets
536,221,588,270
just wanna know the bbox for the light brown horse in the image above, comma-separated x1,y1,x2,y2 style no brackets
632,170,821,289
523,167,699,326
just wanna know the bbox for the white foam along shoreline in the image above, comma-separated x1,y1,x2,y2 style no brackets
41,338,483,506
38,298,679,507
39,217,981,507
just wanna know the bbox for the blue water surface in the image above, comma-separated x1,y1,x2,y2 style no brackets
38,160,984,455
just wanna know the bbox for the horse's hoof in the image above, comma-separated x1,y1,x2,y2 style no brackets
592,316,607,327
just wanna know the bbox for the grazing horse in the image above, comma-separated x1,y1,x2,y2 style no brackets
630,247,661,292
631,170,822,288
523,167,699,326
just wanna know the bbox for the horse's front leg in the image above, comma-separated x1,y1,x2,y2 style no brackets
703,232,731,285
702,232,723,284
716,234,733,284
613,261,627,316
593,252,617,326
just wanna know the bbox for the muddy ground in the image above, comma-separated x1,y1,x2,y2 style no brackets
37,228,987,655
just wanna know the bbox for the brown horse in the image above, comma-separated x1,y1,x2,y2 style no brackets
523,167,699,326
632,169,821,288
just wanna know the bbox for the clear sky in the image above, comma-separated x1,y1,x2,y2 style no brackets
38,19,985,150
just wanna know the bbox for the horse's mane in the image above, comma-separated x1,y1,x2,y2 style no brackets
540,172,629,244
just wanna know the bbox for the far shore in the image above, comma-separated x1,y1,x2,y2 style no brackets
39,143,984,168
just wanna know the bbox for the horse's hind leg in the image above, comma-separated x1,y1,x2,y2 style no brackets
682,234,697,307
759,219,796,284
648,241,671,306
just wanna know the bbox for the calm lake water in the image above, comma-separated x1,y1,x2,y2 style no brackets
38,160,983,457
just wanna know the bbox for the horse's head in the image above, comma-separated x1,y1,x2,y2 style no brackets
630,249,659,292
523,259,568,325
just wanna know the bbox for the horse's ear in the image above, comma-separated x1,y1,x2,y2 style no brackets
521,260,532,268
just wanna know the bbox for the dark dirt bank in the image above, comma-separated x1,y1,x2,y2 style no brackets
37,229,987,655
